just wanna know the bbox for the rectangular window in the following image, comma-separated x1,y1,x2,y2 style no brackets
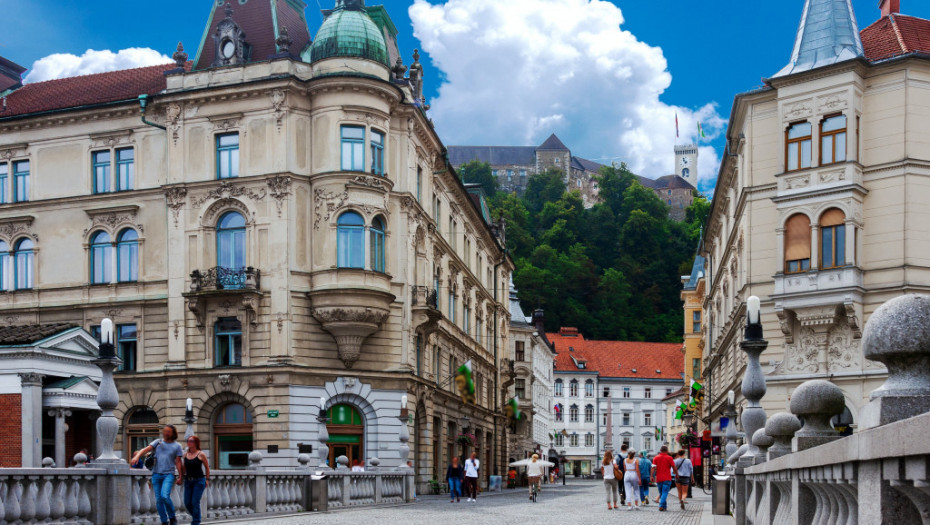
585,382,594,397
570,382,578,397
507,169,513,181
117,324,138,372
416,335,422,376
692,311,702,333
554,434,563,447
214,317,243,367
515,341,525,361
692,358,702,379
622,387,630,399
13,160,29,202
464,305,471,334
644,412,652,426
515,379,526,399
820,114,847,166
666,388,673,397
554,382,563,396
370,130,384,176
821,224,846,269
434,197,441,221
644,436,652,451
92,151,111,194
116,148,134,191
520,169,527,182
569,406,578,422
570,434,578,447
585,434,594,447
602,413,608,426
786,122,812,171
584,406,593,422
603,387,610,398
216,133,240,179
785,214,812,273
0,163,7,203
416,166,422,202
341,125,365,171
644,387,652,399
622,413,630,426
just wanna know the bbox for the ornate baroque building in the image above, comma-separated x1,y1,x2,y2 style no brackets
0,0,514,489
701,0,930,436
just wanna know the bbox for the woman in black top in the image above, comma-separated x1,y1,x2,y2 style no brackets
446,456,465,503
176,435,210,525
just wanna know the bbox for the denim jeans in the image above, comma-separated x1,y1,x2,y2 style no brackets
448,477,462,500
640,480,650,502
151,473,177,524
183,478,207,525
657,480,673,509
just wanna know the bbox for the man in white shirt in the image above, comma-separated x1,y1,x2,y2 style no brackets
463,453,480,502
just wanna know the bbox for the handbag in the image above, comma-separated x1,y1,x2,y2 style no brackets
143,439,161,471
612,463,622,479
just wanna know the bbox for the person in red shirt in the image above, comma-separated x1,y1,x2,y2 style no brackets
650,446,678,512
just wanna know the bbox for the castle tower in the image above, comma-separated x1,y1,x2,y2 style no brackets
674,144,698,183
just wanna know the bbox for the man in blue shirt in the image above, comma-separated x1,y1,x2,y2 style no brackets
638,451,653,505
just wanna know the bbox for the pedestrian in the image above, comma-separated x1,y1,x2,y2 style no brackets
622,450,641,510
407,461,417,500
131,424,183,525
464,452,480,502
616,443,629,505
674,450,695,510
526,454,544,500
508,467,517,489
130,450,144,469
600,450,619,510
650,445,678,512
638,451,652,506
176,435,210,525
446,456,464,503
351,459,365,472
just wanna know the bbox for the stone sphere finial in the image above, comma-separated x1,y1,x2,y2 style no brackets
863,294,930,399
297,454,311,467
248,451,263,467
765,412,801,458
790,380,845,437
42,457,55,468
751,429,774,457
336,455,350,470
368,457,381,468
73,452,88,467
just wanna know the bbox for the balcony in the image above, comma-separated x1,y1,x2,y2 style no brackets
184,266,262,327
411,286,442,338
773,266,862,300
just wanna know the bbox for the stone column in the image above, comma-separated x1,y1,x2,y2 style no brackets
19,372,44,468
48,408,72,469
844,220,855,266
810,225,820,270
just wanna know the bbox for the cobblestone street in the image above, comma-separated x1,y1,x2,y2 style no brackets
219,481,715,525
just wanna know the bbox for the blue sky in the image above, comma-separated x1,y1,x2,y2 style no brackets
3,0,928,192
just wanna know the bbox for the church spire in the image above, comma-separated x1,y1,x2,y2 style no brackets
774,0,864,78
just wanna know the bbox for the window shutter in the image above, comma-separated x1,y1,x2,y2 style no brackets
820,208,845,227
785,214,811,261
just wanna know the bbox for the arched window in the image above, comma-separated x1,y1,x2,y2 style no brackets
784,214,811,274
584,404,594,422
337,211,365,268
0,241,8,291
682,167,690,179
584,379,594,397
327,404,365,468
13,238,34,290
214,317,243,367
370,216,385,273
569,404,579,423
820,208,846,269
117,229,139,282
214,403,253,469
554,379,563,397
125,407,160,459
90,231,112,284
370,130,385,176
569,379,578,397
217,211,246,271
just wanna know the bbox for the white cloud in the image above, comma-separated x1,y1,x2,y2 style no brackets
409,0,726,192
24,48,172,84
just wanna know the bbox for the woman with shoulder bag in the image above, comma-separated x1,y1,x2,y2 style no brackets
601,450,620,510
131,425,183,525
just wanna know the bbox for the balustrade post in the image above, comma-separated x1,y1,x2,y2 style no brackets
375,475,383,503
738,297,768,468
751,429,774,465
764,413,801,460
789,380,844,452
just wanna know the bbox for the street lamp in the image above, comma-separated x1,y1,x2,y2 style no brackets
93,318,123,464
317,397,331,470
184,397,196,441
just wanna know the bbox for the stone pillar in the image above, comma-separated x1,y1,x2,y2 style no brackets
844,220,856,265
860,294,930,429
810,225,820,270
19,373,44,468
48,408,72,469
789,379,844,452
737,338,768,467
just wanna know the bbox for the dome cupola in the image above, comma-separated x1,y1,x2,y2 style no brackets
305,0,390,67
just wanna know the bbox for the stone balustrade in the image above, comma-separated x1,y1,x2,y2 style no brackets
727,294,930,524
0,462,414,524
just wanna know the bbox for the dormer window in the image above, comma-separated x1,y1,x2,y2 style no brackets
221,40,236,59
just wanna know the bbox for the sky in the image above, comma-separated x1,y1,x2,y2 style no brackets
3,0,929,193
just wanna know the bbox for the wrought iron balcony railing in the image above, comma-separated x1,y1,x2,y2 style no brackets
190,266,260,292
411,286,439,309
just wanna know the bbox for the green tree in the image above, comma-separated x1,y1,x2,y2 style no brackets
458,160,499,196
523,168,566,214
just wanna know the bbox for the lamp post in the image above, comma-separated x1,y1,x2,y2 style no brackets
184,398,196,441
398,394,411,470
724,390,738,461
93,318,124,464
737,296,768,467
317,397,331,470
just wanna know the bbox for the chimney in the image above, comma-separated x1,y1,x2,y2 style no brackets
880,0,900,17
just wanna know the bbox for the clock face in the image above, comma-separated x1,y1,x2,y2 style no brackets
680,157,690,167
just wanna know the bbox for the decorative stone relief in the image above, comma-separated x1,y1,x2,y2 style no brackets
313,188,349,229
0,215,36,242
785,175,810,190
266,176,291,217
191,180,266,209
270,90,286,131
827,320,859,370
345,110,389,130
791,327,828,373
0,143,28,161
213,118,240,131
90,131,134,149
819,168,846,184
817,94,847,113
165,187,188,227
165,103,182,145
83,206,142,237
782,101,813,120
347,175,387,190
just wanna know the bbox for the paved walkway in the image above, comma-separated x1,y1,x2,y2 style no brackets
219,480,721,525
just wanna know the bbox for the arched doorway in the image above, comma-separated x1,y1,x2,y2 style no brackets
125,407,160,460
213,403,253,469
327,404,364,467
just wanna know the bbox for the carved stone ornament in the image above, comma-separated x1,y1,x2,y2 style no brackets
165,103,182,145
311,306,390,368
90,130,133,149
347,175,387,190
270,90,286,131
165,187,188,227
212,3,248,68
0,143,27,161
313,188,349,229
172,42,189,68
785,175,810,190
266,176,291,217
817,94,847,113
83,206,142,237
819,168,846,184
782,100,813,121
275,26,292,55
826,319,859,370
0,215,36,243
191,180,266,209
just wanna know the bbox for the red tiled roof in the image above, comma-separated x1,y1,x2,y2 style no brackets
0,62,189,119
861,14,930,62
548,328,683,381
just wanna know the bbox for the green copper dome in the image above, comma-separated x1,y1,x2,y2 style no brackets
305,1,389,67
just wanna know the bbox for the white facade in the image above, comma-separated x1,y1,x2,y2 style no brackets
552,372,599,474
